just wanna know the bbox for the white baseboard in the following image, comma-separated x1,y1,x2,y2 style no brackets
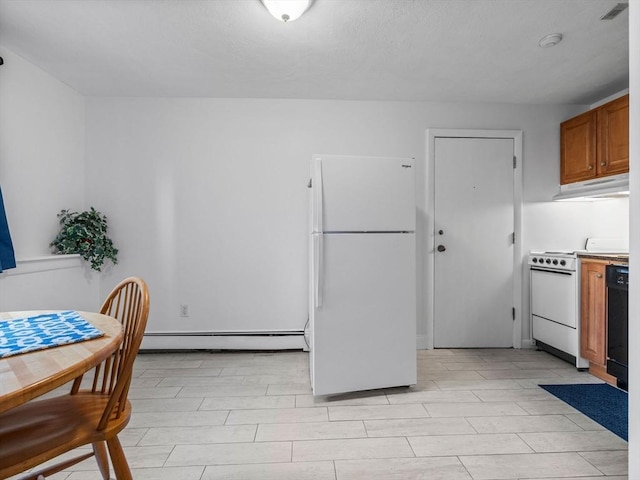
414,335,531,351
141,333,426,352
141,333,306,351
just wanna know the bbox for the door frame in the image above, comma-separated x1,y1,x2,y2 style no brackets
425,129,524,349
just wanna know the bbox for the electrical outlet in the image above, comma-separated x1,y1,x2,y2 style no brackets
180,304,189,317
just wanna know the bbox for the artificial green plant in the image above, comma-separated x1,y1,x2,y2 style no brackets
50,207,118,272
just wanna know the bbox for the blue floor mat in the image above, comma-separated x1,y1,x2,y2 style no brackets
540,383,627,441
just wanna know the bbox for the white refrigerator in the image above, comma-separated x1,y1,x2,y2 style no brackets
308,154,417,396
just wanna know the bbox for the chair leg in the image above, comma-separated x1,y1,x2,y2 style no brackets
106,436,132,480
93,441,111,479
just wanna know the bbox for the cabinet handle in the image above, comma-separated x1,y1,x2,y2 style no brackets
588,165,593,170
600,162,606,167
596,273,603,278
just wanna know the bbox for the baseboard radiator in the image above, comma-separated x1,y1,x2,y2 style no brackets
141,330,306,351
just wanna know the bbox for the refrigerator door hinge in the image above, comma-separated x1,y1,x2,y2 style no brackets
512,307,516,320
307,178,312,188
513,156,517,169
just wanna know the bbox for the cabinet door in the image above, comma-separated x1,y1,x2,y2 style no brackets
580,261,607,365
597,94,629,177
560,110,597,184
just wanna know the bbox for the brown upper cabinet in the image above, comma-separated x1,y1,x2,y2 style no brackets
560,94,629,185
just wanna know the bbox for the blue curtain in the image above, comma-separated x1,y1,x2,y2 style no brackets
0,185,16,272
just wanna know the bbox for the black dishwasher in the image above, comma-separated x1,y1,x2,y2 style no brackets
606,264,629,390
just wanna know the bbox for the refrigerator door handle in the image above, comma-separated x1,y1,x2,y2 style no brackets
314,157,323,234
314,234,323,308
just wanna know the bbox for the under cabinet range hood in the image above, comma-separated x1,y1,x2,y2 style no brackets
553,173,629,201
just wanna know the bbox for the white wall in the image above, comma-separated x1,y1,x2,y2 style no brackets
0,255,99,312
0,48,86,257
84,98,629,344
524,199,629,252
0,48,99,311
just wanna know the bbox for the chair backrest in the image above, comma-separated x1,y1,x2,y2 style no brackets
71,277,150,429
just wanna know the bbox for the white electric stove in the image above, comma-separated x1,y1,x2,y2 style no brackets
528,238,628,368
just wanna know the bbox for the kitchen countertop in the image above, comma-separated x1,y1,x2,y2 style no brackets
577,252,629,263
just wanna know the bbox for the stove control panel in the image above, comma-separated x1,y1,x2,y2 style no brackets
528,253,577,272
531,257,567,266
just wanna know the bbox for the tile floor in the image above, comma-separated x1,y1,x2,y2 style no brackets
16,348,628,480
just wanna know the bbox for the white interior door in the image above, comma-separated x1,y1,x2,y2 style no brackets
434,137,515,348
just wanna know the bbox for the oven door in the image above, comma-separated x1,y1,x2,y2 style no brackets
530,268,577,328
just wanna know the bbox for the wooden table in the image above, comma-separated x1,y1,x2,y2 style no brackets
0,311,123,414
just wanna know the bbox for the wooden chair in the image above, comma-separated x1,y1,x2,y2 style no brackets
0,277,150,480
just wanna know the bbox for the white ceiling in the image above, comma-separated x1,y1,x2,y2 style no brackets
0,0,629,104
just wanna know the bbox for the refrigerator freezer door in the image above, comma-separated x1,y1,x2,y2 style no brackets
312,155,415,233
310,232,416,395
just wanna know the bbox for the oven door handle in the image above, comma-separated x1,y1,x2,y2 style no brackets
530,267,574,275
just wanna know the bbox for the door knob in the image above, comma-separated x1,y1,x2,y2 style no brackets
437,245,446,252
438,230,444,235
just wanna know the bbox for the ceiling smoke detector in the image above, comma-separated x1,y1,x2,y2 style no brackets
601,3,628,20
538,33,563,48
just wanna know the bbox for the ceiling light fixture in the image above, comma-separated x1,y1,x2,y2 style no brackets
538,33,563,48
260,0,313,22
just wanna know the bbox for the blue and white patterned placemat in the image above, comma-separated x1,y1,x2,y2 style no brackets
0,310,104,358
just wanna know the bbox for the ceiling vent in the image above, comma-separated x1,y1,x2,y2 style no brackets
601,3,628,20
